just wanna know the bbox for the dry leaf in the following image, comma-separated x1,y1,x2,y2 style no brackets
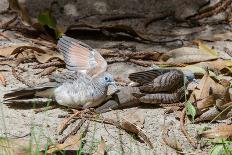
196,95,216,110
47,134,82,154
92,137,106,155
123,110,145,128
0,45,26,57
162,122,182,151
199,32,232,41
34,50,63,63
0,73,7,86
199,124,232,139
190,70,226,102
193,40,218,58
164,47,216,64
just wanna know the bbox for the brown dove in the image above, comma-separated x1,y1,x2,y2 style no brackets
128,69,195,104
4,36,115,109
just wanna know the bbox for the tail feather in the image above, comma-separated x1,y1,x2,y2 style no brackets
3,88,37,100
3,85,55,101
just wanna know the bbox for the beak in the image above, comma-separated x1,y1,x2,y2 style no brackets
110,81,118,89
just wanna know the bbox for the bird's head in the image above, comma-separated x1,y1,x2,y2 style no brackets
96,72,116,87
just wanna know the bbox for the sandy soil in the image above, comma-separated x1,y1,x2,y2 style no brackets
0,0,232,154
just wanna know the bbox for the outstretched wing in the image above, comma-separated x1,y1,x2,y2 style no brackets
128,69,171,85
57,35,107,77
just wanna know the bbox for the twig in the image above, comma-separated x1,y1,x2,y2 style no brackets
180,108,197,149
58,118,86,144
74,114,154,149
12,67,34,87
0,14,17,29
32,61,64,69
129,59,187,67
57,109,90,135
190,0,232,20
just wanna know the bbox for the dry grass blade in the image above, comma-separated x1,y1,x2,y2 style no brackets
199,124,232,139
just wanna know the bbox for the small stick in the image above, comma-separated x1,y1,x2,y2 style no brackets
190,0,232,20
0,14,17,29
32,61,64,69
12,67,34,87
58,118,86,144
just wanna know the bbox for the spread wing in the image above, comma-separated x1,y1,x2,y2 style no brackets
57,35,107,77
128,69,171,85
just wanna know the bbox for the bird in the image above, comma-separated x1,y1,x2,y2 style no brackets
3,36,115,109
128,68,195,104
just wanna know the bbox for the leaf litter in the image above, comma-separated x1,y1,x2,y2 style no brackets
1,3,232,154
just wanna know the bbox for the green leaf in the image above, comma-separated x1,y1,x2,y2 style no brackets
185,101,196,122
37,10,57,29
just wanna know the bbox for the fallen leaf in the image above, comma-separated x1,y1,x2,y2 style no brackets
123,110,145,128
164,47,216,64
0,45,26,57
199,32,232,41
180,65,216,77
196,95,216,110
191,70,226,101
92,137,106,155
47,134,82,154
194,59,230,73
0,73,7,86
199,124,232,139
193,40,218,58
162,122,182,151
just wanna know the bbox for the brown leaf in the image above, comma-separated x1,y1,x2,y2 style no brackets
47,134,82,154
199,124,232,139
11,46,63,63
123,110,145,128
0,73,7,86
190,70,226,102
92,137,106,155
196,95,216,110
162,122,182,151
199,32,232,41
163,47,216,64
0,46,24,57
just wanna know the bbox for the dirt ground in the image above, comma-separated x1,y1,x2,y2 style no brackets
0,0,232,155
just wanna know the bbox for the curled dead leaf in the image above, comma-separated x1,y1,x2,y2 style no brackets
199,124,232,139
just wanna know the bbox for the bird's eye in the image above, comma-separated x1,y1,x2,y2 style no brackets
104,77,109,81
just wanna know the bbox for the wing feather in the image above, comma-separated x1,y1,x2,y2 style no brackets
57,36,107,77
